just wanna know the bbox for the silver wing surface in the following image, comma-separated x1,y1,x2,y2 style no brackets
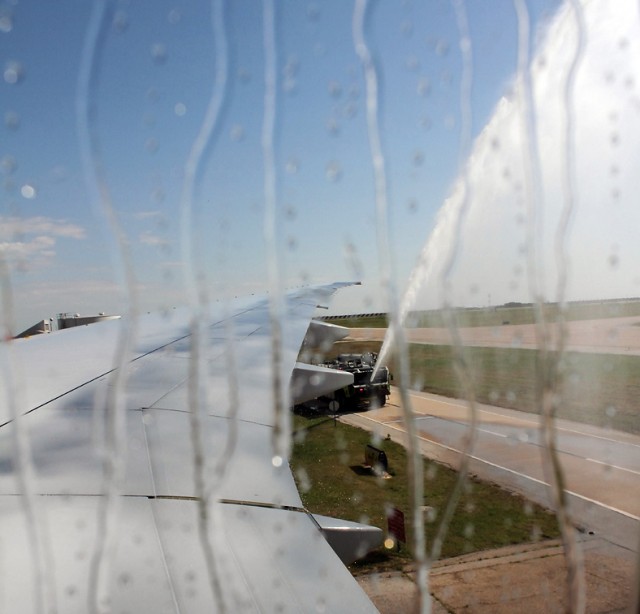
0,283,379,613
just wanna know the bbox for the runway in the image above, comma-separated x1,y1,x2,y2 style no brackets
347,314,640,355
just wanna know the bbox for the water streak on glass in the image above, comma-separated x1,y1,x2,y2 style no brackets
75,1,139,611
429,0,480,568
261,0,289,466
178,0,232,609
352,1,428,610
0,260,56,614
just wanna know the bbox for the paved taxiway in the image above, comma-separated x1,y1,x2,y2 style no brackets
343,388,639,547
343,317,639,610
347,315,640,355
343,388,639,612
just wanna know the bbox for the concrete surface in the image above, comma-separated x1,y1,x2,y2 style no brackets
344,318,640,611
357,536,637,613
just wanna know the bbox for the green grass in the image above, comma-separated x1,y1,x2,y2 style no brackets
291,417,559,571
330,298,640,329
401,345,640,434
323,340,640,434
326,315,388,328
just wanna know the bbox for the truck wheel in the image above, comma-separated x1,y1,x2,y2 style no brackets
376,393,386,408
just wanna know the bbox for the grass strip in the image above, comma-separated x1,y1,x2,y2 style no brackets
323,340,640,434
291,416,559,572
327,299,640,329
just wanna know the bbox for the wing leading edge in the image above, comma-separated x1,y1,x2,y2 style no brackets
0,283,380,613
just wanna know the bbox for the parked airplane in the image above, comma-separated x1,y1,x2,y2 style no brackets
0,283,382,613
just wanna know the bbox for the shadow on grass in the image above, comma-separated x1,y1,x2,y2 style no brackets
349,548,413,575
350,464,374,477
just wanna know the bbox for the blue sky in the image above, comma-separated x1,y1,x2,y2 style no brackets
6,0,640,331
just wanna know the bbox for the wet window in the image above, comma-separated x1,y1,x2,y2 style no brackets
1,1,638,612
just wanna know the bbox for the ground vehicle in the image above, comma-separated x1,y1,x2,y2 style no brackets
321,352,391,410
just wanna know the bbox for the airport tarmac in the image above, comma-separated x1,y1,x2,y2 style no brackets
346,315,640,356
343,317,639,611
343,388,639,612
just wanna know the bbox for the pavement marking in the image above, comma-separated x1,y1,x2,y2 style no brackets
477,427,508,438
586,458,640,477
406,390,640,450
345,412,640,523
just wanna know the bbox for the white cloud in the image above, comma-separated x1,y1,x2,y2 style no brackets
0,216,86,271
133,210,166,221
139,231,170,249
0,216,86,240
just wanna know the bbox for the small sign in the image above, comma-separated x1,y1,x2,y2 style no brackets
387,507,406,544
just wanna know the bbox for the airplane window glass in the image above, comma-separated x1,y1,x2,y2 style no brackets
1,1,638,612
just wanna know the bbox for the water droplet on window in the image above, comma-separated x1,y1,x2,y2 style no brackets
272,455,283,468
343,101,357,118
285,204,297,220
49,165,68,183
113,11,129,33
407,198,418,213
151,43,168,65
1,155,17,175
284,55,299,78
326,117,340,136
405,55,420,72
325,161,342,182
605,405,616,418
435,39,449,57
145,138,159,153
285,158,299,174
230,124,245,142
412,150,424,167
168,9,182,25
0,8,13,33
401,20,413,38
328,80,342,98
306,3,321,22
20,184,36,199
238,67,251,83
4,60,24,84
417,76,430,97
174,102,186,116
283,78,296,94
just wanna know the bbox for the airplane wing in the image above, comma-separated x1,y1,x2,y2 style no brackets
0,283,381,613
